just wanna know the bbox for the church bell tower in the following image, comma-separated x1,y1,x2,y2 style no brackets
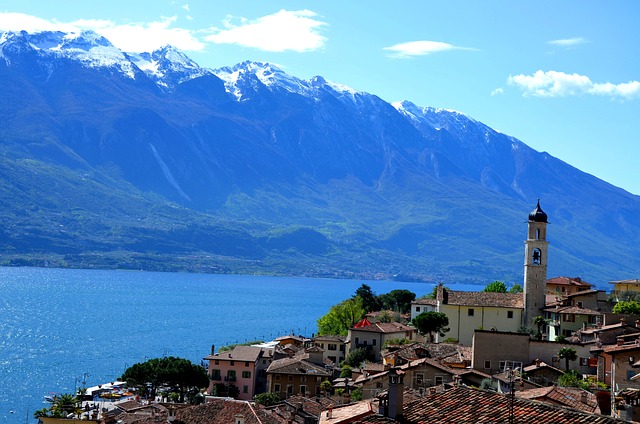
523,200,548,330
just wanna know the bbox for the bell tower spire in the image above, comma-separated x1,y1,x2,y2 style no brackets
523,199,548,330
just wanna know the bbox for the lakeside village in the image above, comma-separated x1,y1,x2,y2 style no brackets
38,202,640,423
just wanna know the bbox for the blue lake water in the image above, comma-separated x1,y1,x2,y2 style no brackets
0,266,481,423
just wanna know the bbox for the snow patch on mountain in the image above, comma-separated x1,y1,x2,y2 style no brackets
0,30,138,78
128,45,211,88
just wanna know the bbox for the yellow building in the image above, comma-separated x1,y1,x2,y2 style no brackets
610,279,640,297
546,276,593,295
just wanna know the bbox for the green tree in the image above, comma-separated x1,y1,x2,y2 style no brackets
33,408,50,419
340,365,353,378
557,370,589,389
343,347,369,367
317,297,365,336
121,356,209,402
354,284,380,313
254,392,282,406
483,281,507,293
52,393,81,418
613,300,640,315
558,347,578,372
424,285,449,299
509,284,523,293
412,311,450,342
320,380,333,395
533,315,547,340
378,289,416,314
350,387,363,401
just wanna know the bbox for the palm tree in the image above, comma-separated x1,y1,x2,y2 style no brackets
52,393,81,418
533,316,546,340
558,347,578,372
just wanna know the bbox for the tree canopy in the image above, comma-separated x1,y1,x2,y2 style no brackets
412,311,450,342
121,356,209,402
613,300,640,315
509,284,523,293
483,281,507,293
317,297,365,336
354,284,381,313
378,289,416,314
558,347,578,372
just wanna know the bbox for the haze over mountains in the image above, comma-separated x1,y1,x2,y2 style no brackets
0,29,638,288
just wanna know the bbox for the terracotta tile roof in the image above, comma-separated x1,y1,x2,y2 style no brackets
444,291,524,308
543,305,602,315
318,400,376,424
203,345,271,362
522,361,564,375
601,342,640,354
547,276,593,288
411,298,437,306
313,335,347,343
401,386,625,423
176,398,287,424
267,356,332,377
515,386,599,413
610,279,640,285
350,322,415,334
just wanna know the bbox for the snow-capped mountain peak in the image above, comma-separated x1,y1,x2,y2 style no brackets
0,29,138,78
128,45,211,89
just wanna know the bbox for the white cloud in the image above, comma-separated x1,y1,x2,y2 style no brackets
204,9,327,53
0,12,205,52
182,4,190,12
548,37,587,47
383,40,475,58
508,70,640,100
491,87,504,96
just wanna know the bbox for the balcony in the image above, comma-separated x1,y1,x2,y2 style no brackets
225,376,237,382
210,375,222,381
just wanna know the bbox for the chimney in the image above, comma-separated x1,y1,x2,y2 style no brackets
535,359,541,367
581,392,588,404
635,320,640,328
211,344,215,355
386,368,404,420
618,337,624,346
436,284,444,303
621,317,627,325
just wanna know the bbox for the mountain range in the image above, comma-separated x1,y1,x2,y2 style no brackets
0,29,638,288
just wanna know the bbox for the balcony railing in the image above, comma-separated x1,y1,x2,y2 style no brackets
225,376,237,382
210,375,221,381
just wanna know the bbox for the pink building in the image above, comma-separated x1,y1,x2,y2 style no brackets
204,344,275,401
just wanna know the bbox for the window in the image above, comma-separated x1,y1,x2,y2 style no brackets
416,374,424,385
245,362,250,367
536,228,540,239
376,382,383,389
300,385,306,395
484,360,491,369
243,385,248,394
211,369,221,380
227,370,236,381
286,385,293,395
562,329,573,337
507,310,513,319
416,306,421,312
242,371,251,379
552,356,560,363
372,339,376,346
288,375,294,382
532,248,541,265
300,376,307,383
577,301,583,308
628,371,637,381
328,356,337,363
275,375,281,381
263,360,266,365
580,357,589,366
355,337,359,344
468,308,475,317
435,376,444,385
214,360,219,365
274,384,281,393
328,344,337,351
230,361,235,366
563,314,575,322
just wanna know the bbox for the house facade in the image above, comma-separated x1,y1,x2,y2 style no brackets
347,321,416,361
546,276,593,295
204,345,275,401
266,351,332,399
312,335,347,365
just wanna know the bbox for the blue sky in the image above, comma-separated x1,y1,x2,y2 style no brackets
1,1,639,194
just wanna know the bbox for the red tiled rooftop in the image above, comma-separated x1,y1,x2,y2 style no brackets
547,276,593,288
401,386,624,423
